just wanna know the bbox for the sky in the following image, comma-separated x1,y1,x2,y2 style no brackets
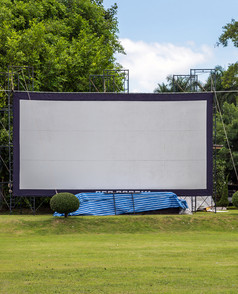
103,0,238,92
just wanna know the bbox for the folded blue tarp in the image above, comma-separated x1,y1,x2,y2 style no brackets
54,192,188,216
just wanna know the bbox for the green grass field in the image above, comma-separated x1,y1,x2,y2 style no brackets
1,212,238,293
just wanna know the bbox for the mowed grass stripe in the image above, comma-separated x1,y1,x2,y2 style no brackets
0,213,238,293
1,212,238,235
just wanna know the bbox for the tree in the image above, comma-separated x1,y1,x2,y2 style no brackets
222,62,238,90
218,19,238,47
217,19,238,90
0,0,124,92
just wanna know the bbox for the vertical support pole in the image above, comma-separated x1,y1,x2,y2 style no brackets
17,73,19,91
113,75,115,93
33,197,36,215
7,70,12,214
214,92,217,213
103,75,106,93
0,182,2,210
124,72,126,93
20,197,22,215
131,193,135,214
32,67,34,91
113,192,117,215
190,70,192,92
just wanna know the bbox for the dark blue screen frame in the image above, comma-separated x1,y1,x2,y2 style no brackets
13,91,213,197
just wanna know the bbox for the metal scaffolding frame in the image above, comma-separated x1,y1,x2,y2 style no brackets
89,69,129,93
8,65,34,92
190,68,217,92
172,74,198,92
0,66,39,213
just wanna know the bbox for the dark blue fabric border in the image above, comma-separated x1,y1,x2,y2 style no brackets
13,91,213,197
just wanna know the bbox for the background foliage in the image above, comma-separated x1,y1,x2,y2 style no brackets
0,0,124,92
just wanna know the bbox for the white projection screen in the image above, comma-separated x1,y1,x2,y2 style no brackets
13,92,213,196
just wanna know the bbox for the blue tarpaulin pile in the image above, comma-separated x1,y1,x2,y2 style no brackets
54,192,188,216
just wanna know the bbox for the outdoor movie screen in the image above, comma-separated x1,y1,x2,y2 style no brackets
13,92,213,196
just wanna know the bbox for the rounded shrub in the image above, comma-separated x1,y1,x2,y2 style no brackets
50,192,79,217
232,191,238,208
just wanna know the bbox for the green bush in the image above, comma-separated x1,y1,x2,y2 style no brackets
232,191,238,208
50,193,80,218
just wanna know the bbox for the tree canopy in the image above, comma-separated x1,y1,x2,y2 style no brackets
217,19,238,90
0,0,124,92
218,19,238,47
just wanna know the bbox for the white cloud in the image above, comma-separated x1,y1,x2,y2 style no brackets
117,39,213,93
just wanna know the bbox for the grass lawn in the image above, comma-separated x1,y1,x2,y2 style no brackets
0,212,238,293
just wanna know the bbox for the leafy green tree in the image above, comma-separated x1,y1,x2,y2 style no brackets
0,0,124,92
218,19,238,47
217,19,238,90
222,62,238,90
